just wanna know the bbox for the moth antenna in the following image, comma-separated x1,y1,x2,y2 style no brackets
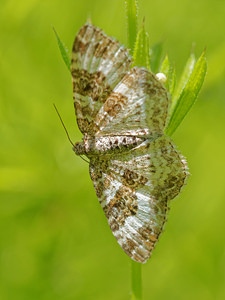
53,103,74,147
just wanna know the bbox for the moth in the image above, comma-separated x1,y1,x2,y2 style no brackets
70,24,188,263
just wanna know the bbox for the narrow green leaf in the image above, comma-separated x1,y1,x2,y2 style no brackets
133,20,151,70
53,27,71,72
160,55,176,95
150,41,163,73
125,0,138,54
170,53,195,113
165,50,207,136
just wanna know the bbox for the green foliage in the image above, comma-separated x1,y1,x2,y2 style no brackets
165,50,207,136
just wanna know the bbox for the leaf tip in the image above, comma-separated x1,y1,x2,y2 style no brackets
52,25,57,36
142,16,145,26
202,47,207,56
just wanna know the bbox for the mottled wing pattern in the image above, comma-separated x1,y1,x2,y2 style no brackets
95,67,170,137
89,136,188,263
71,24,132,135
71,23,189,263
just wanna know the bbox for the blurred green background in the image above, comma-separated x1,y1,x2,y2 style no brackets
1,0,225,299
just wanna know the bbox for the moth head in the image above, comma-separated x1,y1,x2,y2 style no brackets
73,141,86,156
73,142,89,163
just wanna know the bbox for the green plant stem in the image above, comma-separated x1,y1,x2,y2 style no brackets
131,260,142,300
